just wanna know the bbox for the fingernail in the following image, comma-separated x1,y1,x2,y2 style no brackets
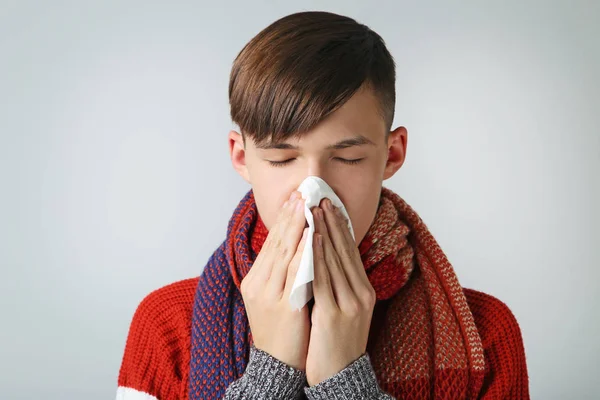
316,234,322,247
296,198,304,212
325,199,333,211
283,200,289,209
290,191,299,201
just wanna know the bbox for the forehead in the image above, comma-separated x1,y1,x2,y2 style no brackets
248,87,387,149
324,86,387,133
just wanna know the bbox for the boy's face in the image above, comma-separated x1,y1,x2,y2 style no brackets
229,86,407,245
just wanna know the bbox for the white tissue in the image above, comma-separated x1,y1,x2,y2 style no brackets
289,176,354,311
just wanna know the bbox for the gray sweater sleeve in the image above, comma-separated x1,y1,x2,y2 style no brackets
223,345,307,399
223,345,395,400
304,352,395,400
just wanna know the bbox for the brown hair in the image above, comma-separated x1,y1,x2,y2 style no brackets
229,11,396,145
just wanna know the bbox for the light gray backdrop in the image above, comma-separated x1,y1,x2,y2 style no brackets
1,1,598,399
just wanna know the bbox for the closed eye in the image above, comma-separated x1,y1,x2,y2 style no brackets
337,157,364,165
267,158,364,167
268,159,295,167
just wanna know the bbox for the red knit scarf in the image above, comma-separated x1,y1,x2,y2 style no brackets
234,187,486,399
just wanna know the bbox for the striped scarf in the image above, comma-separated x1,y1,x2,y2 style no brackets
189,188,486,399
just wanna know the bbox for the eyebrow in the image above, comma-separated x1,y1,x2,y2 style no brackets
327,135,376,149
256,135,375,150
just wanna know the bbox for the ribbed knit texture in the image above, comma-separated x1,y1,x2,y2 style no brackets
117,188,530,399
223,345,307,399
303,352,394,400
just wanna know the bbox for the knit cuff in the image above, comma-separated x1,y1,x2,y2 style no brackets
226,345,307,399
304,353,393,400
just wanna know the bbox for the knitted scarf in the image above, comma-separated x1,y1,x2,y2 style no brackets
189,188,486,399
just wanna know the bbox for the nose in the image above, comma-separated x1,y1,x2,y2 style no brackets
306,158,324,180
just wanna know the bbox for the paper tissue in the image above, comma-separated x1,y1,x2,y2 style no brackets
289,176,354,311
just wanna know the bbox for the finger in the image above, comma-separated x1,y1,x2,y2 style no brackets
321,199,358,283
313,206,354,305
324,199,356,249
325,200,370,290
267,195,305,290
265,190,305,276
282,227,310,299
267,191,302,249
321,199,347,250
255,193,300,283
280,195,307,256
312,232,337,311
267,197,306,292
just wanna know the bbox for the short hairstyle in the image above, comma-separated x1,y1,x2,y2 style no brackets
229,11,396,145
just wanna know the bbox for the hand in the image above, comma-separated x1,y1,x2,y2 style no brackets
305,199,377,386
240,191,310,371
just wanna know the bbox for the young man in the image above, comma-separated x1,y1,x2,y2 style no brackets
117,11,529,400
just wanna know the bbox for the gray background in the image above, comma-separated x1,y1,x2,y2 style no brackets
1,1,599,399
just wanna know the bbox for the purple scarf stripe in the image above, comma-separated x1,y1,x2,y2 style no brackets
189,191,256,399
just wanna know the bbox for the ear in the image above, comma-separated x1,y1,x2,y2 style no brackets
383,126,408,180
228,130,251,183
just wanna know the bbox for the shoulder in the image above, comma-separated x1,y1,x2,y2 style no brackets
117,277,199,399
463,287,524,342
132,277,199,326
124,277,199,355
463,288,530,398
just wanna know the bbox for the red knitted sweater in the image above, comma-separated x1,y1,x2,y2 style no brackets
117,278,529,399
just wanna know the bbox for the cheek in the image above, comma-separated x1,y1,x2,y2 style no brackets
327,154,386,186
